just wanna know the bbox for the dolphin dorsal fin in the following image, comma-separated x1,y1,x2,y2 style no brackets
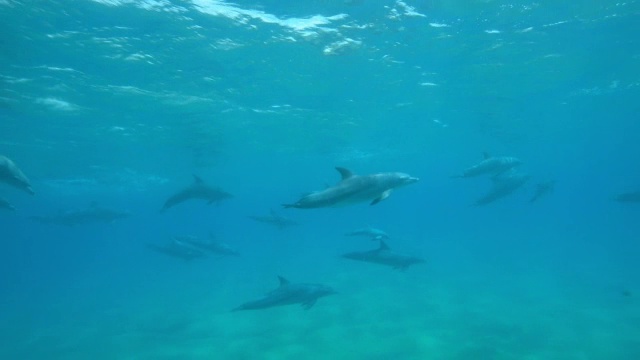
482,152,491,160
379,241,390,250
192,175,204,184
277,276,290,287
335,167,354,180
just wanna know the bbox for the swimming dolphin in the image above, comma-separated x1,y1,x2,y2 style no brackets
147,238,207,261
175,234,240,257
232,276,336,311
452,153,522,178
474,171,530,206
161,175,232,212
0,197,15,211
530,180,555,203
248,209,299,230
0,155,34,195
282,167,419,209
615,191,640,203
345,226,389,241
342,240,424,270
29,202,130,226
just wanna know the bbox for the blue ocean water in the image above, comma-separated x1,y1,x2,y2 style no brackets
1,0,639,358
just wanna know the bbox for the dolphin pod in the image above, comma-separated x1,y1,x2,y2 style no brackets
0,155,34,195
282,167,419,209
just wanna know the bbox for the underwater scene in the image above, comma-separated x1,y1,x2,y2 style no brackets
1,0,639,359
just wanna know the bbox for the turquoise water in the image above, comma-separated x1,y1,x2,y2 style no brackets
1,0,639,358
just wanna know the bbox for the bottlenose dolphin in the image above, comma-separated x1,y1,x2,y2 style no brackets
452,153,522,178
342,241,424,270
29,202,130,226
615,191,640,203
0,197,15,211
147,238,207,261
175,234,240,257
161,175,232,212
474,171,530,206
232,276,336,311
0,155,34,195
282,167,419,209
530,180,555,203
248,209,299,230
345,226,389,241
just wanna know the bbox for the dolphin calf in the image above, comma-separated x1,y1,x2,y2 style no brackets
232,276,336,311
175,234,240,257
530,180,555,203
0,197,15,211
615,191,640,203
474,171,530,206
282,167,419,209
345,226,389,241
0,155,34,195
452,153,522,178
342,240,424,270
161,175,232,212
147,238,207,261
29,202,130,226
248,209,299,230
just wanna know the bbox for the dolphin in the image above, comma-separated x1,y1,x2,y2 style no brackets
0,155,34,195
147,238,207,261
474,171,530,206
248,209,299,230
342,240,424,270
0,197,15,211
452,153,522,178
345,226,389,241
29,202,130,226
530,180,555,203
282,167,419,209
232,276,336,311
176,234,240,257
615,191,640,203
161,175,232,212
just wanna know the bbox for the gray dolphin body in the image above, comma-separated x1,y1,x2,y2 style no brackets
474,171,530,206
530,180,555,203
342,241,424,270
345,227,389,241
615,191,640,203
161,175,232,212
176,234,240,257
233,276,336,311
0,155,34,195
147,238,207,261
282,167,419,209
453,153,522,178
0,197,15,211
29,203,130,226
248,209,299,230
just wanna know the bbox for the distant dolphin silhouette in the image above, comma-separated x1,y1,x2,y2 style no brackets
0,197,15,211
161,175,232,212
282,167,418,209
345,226,390,241
615,191,640,203
147,238,207,261
248,209,299,230
530,180,555,203
175,234,240,257
342,240,424,270
232,276,336,311
474,171,530,206
452,153,522,179
0,155,34,195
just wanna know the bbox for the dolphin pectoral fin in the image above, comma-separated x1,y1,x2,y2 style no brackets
302,299,317,310
370,190,392,205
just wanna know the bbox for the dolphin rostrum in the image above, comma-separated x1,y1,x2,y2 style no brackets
0,155,34,195
342,240,424,270
452,153,522,178
0,197,15,211
232,276,336,311
345,226,390,241
282,167,418,209
248,209,299,230
161,175,232,212
474,171,530,206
